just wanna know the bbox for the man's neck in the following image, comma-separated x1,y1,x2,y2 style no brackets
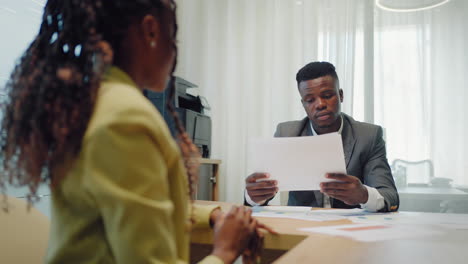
310,114,343,135
313,124,339,135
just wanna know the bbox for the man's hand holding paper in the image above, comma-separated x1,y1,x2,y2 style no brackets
247,133,346,192
320,173,369,205
245,173,278,205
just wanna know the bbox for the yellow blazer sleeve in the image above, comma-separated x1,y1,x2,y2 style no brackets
191,204,221,229
82,110,222,264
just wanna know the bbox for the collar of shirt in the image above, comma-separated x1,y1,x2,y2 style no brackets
309,113,344,136
102,66,139,89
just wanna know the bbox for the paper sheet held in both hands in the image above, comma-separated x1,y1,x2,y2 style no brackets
247,133,346,191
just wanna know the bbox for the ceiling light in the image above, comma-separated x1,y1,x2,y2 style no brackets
376,0,450,12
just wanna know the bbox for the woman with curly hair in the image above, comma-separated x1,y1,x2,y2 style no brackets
0,0,263,263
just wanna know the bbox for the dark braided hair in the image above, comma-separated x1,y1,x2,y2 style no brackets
0,0,200,207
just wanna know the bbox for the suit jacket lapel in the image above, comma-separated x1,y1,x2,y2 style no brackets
341,114,356,168
331,115,356,208
299,117,312,136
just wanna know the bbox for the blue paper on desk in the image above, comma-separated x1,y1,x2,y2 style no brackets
247,133,346,191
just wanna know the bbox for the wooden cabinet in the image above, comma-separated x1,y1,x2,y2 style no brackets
196,158,221,201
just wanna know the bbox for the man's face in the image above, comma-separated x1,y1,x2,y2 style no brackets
298,75,343,133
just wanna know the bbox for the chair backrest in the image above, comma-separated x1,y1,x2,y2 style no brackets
391,159,434,185
0,196,50,264
280,191,289,206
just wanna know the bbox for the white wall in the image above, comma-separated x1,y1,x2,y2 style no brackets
0,0,49,216
0,0,43,90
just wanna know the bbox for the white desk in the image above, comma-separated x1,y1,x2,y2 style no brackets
398,186,468,212
192,201,468,264
399,186,468,200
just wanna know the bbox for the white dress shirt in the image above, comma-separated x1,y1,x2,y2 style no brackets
245,114,385,212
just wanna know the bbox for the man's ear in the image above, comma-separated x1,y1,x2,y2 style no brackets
339,89,344,103
140,15,161,49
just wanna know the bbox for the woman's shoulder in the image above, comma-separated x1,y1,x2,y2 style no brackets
85,81,170,142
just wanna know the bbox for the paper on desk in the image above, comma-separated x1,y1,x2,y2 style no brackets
310,208,368,216
252,205,312,213
251,206,346,222
299,223,443,242
247,133,346,191
349,212,468,230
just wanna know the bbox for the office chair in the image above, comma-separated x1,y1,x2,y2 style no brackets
280,191,289,206
391,159,434,186
0,196,50,264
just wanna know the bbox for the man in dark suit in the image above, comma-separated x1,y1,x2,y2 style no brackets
245,61,399,212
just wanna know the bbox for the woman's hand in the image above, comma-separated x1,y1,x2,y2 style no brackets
209,208,224,228
211,206,256,263
210,208,277,234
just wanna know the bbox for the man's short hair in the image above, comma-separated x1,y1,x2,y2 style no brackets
296,61,339,86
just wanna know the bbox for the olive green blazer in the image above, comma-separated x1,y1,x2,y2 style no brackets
46,67,222,263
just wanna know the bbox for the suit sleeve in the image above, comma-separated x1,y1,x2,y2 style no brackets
273,123,281,137
83,113,222,264
362,127,400,212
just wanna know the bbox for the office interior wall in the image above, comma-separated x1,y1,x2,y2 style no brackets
0,0,48,216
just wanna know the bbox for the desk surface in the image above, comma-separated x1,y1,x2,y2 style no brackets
399,186,468,195
193,201,468,264
398,186,468,202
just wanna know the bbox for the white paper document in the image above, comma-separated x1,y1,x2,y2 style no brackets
251,206,346,222
248,133,346,191
299,223,442,242
348,212,468,230
309,208,368,216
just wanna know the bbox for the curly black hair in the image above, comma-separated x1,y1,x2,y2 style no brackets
0,0,199,205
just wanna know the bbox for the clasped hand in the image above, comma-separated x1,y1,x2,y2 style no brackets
210,206,276,264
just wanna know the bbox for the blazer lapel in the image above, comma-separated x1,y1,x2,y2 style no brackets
341,114,357,168
299,117,312,136
331,114,356,208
